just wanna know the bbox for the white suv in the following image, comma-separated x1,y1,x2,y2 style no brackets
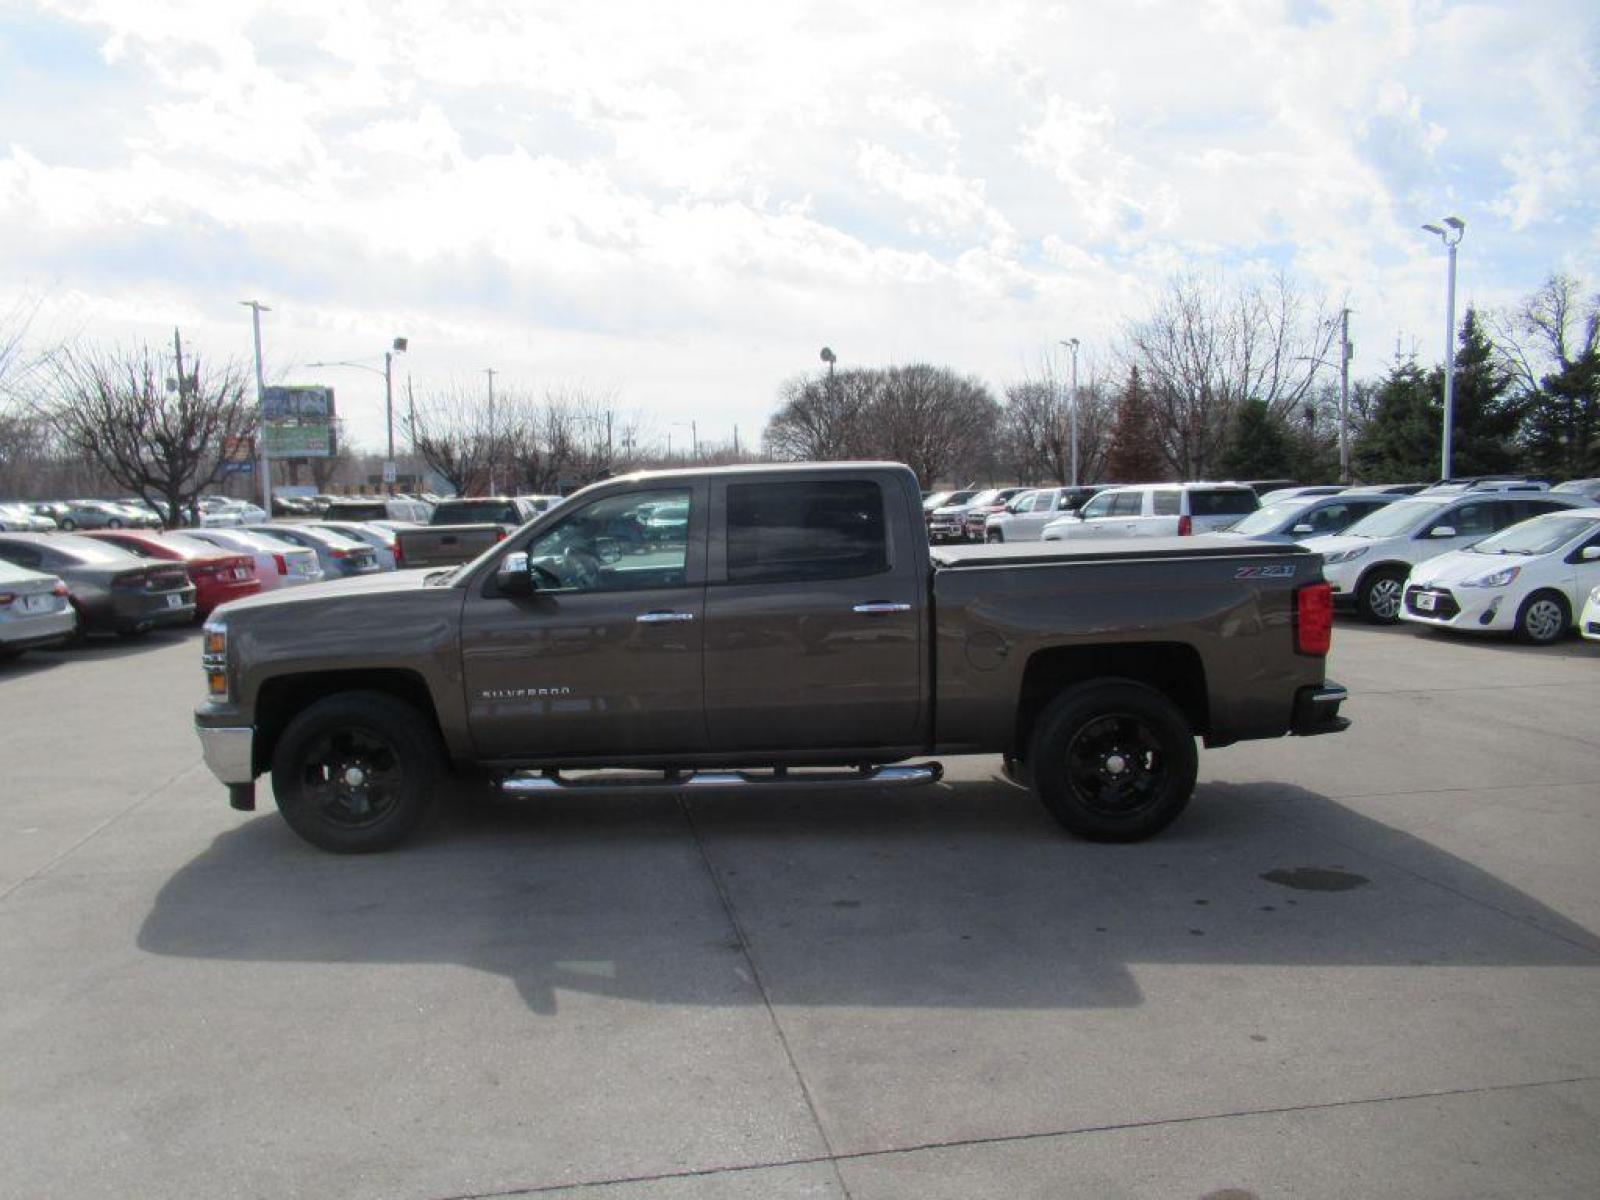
1041,483,1258,541
1305,492,1585,622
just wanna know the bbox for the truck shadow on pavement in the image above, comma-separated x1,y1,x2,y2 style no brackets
138,774,1600,1015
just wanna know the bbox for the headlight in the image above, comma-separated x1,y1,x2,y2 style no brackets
1322,546,1369,565
1461,566,1521,588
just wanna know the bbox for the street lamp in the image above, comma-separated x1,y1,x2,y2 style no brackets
1421,216,1465,480
1058,338,1080,487
308,336,408,492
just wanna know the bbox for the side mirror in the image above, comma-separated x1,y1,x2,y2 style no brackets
497,552,534,597
1429,525,1457,538
1291,523,1314,535
1581,545,1600,562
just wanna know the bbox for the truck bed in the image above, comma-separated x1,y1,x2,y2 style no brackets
930,536,1298,568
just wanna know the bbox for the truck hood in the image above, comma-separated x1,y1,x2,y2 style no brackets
217,567,444,617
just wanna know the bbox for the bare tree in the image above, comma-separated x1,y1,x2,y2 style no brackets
404,380,501,495
38,332,256,525
1122,272,1338,478
762,369,876,462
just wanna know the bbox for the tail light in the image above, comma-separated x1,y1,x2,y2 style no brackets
1296,582,1333,656
392,540,403,566
111,571,147,590
52,583,69,597
495,529,507,542
0,592,14,607
330,547,348,559
272,553,289,575
1177,515,1193,536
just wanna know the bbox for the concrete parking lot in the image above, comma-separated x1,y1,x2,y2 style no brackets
1,621,1597,1199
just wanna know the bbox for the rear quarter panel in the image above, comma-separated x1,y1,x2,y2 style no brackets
932,544,1328,750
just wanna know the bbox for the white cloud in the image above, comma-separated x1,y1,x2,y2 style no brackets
3,0,1596,452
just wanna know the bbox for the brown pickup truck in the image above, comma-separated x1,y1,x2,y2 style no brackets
195,463,1347,853
394,495,561,569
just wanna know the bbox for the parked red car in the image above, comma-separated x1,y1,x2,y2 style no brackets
83,530,261,617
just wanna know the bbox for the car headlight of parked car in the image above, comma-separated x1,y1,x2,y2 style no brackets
1461,566,1521,588
1322,546,1369,565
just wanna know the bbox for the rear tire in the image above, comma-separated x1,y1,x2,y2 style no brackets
1357,566,1407,624
1027,680,1197,842
270,691,443,853
1514,590,1570,645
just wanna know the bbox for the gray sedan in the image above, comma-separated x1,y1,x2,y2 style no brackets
0,533,195,636
0,562,77,659
241,524,381,578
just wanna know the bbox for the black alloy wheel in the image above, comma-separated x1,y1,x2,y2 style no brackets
1028,680,1197,841
271,691,443,852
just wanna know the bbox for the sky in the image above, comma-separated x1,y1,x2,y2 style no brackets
1,0,1597,455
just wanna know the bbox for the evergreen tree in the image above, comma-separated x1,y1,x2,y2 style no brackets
1103,366,1166,482
1520,355,1600,478
1352,358,1440,482
1220,399,1296,479
1447,308,1521,476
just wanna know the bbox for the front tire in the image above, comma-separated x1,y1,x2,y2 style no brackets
986,529,1004,544
1514,590,1570,645
270,691,443,853
1027,680,1197,842
1357,566,1407,624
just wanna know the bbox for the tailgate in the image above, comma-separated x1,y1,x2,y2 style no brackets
396,524,505,568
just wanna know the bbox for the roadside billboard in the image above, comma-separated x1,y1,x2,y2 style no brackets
261,386,335,458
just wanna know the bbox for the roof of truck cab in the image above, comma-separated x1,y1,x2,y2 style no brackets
608,461,918,484
931,537,1304,568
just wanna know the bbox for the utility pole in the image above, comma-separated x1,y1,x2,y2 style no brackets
1338,307,1352,484
239,300,271,514
1059,338,1080,486
691,420,698,460
486,367,497,494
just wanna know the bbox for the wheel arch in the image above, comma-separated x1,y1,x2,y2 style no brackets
1013,642,1208,756
254,669,444,775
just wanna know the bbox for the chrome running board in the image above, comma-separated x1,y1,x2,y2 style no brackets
499,762,943,796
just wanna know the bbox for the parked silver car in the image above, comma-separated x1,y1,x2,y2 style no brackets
0,562,77,658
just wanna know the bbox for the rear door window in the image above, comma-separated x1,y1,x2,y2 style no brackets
1190,489,1258,516
1151,491,1181,516
726,480,887,584
1110,491,1145,516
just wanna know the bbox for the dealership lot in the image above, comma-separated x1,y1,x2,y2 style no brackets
1,625,1597,1199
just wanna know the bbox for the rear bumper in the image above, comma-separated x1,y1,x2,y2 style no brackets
1291,682,1350,736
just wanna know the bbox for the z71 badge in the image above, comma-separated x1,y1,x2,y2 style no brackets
1235,564,1297,579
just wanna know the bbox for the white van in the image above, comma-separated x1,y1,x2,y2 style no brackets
1041,483,1258,541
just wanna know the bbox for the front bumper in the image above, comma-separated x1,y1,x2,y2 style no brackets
197,723,255,785
1290,682,1350,736
1398,583,1511,632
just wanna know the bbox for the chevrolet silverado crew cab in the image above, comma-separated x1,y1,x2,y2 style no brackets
195,463,1347,853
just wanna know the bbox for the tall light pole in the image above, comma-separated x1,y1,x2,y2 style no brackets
309,334,408,493
1421,216,1465,480
485,367,497,494
1059,338,1080,486
1338,307,1352,484
239,300,273,513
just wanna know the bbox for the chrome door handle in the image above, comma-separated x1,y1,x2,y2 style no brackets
636,611,695,623
852,602,912,615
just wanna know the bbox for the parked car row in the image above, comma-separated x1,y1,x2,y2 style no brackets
0,517,424,662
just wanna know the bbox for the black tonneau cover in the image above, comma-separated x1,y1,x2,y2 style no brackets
930,536,1303,569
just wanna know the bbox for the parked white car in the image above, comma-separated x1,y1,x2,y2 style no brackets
1306,492,1585,623
984,486,1103,542
1581,585,1600,644
179,528,324,591
1399,508,1600,644
1041,483,1258,541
